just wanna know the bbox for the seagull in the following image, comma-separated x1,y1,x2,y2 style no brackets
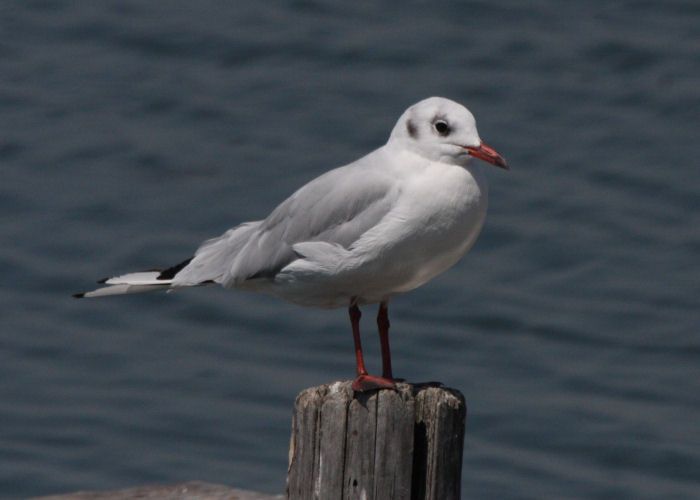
74,97,508,391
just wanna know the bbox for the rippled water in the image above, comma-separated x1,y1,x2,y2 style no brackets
1,2,698,499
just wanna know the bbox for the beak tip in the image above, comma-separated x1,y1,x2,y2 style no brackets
466,142,509,170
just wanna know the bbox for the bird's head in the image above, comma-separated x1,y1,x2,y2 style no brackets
389,97,508,170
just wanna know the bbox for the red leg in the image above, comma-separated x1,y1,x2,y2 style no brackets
350,303,368,378
349,301,395,392
377,301,393,379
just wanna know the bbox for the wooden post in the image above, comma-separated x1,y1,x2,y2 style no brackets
286,381,466,500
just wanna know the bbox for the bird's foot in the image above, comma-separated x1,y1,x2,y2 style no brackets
352,374,396,392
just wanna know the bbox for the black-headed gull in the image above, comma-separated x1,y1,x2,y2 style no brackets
75,97,508,391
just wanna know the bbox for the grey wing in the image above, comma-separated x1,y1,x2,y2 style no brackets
170,221,263,287
173,148,397,288
222,158,397,286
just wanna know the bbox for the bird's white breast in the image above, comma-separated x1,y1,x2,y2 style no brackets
353,157,488,298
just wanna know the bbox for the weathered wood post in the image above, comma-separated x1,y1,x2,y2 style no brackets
286,381,466,500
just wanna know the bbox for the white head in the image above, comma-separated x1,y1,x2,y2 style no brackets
389,97,508,169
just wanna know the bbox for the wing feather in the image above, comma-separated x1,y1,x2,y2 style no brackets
224,153,397,286
173,147,398,288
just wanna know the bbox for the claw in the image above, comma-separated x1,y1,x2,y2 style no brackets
352,374,396,392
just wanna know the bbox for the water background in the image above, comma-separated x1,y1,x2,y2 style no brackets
1,2,698,499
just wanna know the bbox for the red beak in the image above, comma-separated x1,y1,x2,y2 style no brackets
465,142,509,170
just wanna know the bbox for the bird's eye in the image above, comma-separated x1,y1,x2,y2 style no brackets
434,120,450,136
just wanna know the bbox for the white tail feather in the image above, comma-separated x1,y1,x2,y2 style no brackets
80,283,171,298
103,271,166,286
75,271,173,298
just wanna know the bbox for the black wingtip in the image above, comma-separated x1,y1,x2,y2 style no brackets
73,293,85,299
158,257,193,280
97,277,109,284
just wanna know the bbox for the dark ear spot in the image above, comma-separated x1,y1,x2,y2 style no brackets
406,119,418,139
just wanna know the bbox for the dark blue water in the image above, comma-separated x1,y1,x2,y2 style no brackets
2,2,698,499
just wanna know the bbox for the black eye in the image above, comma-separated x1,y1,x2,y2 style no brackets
434,120,450,136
